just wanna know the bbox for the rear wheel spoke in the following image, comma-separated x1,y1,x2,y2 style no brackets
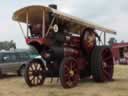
104,56,112,61
103,70,112,80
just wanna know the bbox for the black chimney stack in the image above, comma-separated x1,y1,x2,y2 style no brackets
48,4,57,10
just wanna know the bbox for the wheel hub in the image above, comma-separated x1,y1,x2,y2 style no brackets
33,71,40,76
69,70,74,76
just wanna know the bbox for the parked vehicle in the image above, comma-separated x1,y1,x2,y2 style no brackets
0,51,31,76
13,5,116,88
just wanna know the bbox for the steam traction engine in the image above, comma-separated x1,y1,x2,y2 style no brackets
12,5,116,88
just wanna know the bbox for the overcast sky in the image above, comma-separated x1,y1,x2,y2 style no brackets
0,0,128,48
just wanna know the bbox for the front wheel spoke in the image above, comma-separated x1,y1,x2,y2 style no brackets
32,77,35,85
37,64,41,70
36,77,39,84
28,71,33,75
34,63,38,70
38,75,43,80
31,64,36,71
37,79,41,84
32,76,37,84
34,77,37,85
30,66,35,71
31,76,36,85
38,70,42,75
34,76,38,85
29,75,34,81
31,79,34,84
39,67,43,71
28,67,33,71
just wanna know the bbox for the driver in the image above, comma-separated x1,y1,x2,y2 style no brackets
29,24,42,37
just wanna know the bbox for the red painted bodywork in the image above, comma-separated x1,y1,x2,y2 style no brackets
64,35,89,70
26,37,46,45
25,32,94,73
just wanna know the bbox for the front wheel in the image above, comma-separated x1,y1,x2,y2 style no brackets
91,46,114,82
24,59,46,87
59,57,80,88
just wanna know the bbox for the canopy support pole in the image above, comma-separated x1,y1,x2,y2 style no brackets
26,11,29,37
42,9,45,38
46,16,56,36
18,22,26,39
104,32,106,45
99,31,102,45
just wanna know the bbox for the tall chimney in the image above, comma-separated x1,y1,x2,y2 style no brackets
48,4,57,10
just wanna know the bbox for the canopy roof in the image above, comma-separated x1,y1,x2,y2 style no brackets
12,5,116,34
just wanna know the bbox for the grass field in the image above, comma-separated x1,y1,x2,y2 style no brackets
0,65,128,96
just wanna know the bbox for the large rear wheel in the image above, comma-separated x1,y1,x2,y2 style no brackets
91,46,114,82
59,57,80,88
24,59,46,87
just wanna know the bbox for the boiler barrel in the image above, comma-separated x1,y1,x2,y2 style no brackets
51,46,64,59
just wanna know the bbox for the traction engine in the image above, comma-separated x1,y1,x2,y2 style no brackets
12,4,114,88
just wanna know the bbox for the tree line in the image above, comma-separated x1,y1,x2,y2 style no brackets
108,37,126,46
0,40,16,50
